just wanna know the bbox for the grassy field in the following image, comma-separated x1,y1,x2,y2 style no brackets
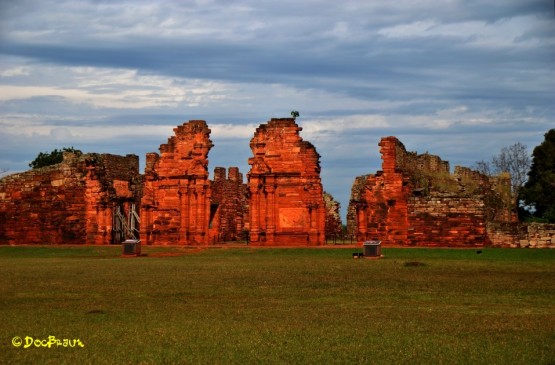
1,246,554,364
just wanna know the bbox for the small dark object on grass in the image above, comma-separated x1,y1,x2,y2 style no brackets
86,309,106,315
353,253,363,259
476,250,482,254
404,261,426,267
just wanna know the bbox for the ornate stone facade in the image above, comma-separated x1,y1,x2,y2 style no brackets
247,118,325,245
140,120,213,245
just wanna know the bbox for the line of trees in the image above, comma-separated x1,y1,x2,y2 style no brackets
475,129,554,222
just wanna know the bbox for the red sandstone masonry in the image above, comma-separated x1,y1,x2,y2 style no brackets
348,137,512,247
247,118,325,245
487,222,555,248
0,153,140,245
2,122,535,248
210,167,248,242
140,120,213,245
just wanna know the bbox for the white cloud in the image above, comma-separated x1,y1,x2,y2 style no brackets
302,115,389,139
378,20,437,38
210,123,257,139
378,15,550,50
0,66,233,109
0,66,30,77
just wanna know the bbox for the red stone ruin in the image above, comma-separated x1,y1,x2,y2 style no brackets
0,152,141,245
3,118,544,248
347,137,514,247
209,166,249,243
247,118,325,245
140,121,213,245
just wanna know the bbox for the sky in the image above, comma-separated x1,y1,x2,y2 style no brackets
1,0,554,220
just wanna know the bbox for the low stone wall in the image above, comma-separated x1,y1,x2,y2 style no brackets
408,193,488,247
487,222,555,248
0,153,140,245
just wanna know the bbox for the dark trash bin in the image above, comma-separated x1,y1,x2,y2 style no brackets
122,239,141,256
363,241,381,258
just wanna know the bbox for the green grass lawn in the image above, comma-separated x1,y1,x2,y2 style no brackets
1,246,554,364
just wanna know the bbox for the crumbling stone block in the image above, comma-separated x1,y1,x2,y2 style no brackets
140,120,213,245
348,137,513,247
0,153,141,245
247,118,325,245
210,167,248,242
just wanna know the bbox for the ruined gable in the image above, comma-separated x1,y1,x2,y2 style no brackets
247,118,325,245
141,120,213,245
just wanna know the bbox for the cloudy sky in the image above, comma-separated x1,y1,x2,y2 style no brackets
1,0,553,219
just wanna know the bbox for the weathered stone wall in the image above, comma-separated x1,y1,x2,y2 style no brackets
408,193,488,246
349,137,412,245
346,175,369,236
210,167,248,242
523,223,555,248
323,191,342,238
247,118,325,245
487,222,555,248
141,120,213,245
348,136,512,246
0,153,141,245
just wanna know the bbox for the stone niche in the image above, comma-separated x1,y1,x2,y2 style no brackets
209,167,249,242
141,120,213,245
347,137,513,247
247,118,325,245
0,153,141,245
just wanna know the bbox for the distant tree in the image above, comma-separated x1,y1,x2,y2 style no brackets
290,110,300,119
29,147,82,169
473,159,492,176
492,142,531,194
474,142,531,195
520,129,555,222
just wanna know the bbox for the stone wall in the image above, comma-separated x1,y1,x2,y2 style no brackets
323,191,342,238
487,222,555,248
141,120,213,245
247,118,325,245
408,193,488,246
346,175,369,236
210,167,248,242
348,136,512,246
6,122,536,248
0,153,141,245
